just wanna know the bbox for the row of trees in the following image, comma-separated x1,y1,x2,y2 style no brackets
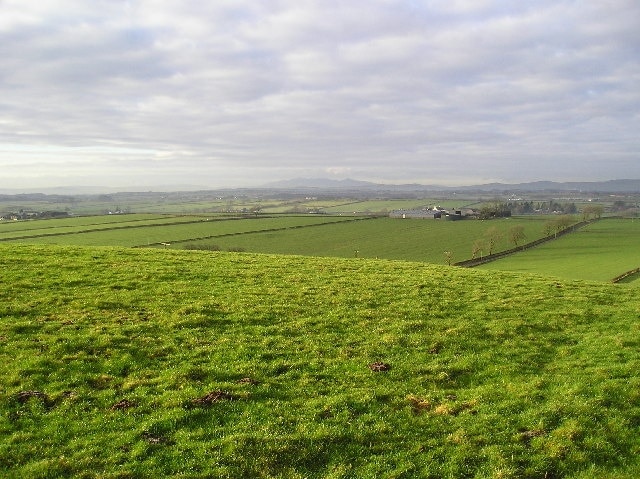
470,225,527,260
581,205,604,220
468,215,580,260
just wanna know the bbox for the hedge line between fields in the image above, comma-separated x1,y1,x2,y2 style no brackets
142,216,376,247
611,267,640,283
0,217,226,242
454,219,596,268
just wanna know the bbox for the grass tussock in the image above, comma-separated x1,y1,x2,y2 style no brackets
0,244,639,478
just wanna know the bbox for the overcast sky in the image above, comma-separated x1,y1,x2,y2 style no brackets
1,0,639,190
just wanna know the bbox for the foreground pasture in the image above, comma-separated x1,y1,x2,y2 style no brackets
1,245,638,478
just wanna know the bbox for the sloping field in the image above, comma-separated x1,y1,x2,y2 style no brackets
479,218,640,283
1,245,638,478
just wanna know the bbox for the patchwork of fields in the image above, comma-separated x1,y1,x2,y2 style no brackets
2,213,638,282
2,213,556,265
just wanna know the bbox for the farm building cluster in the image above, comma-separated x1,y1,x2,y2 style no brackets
389,206,477,220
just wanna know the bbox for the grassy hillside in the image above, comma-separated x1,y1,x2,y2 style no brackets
1,245,639,478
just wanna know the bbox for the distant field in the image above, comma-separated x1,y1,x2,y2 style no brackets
0,214,203,240
2,215,357,247
7,212,636,284
479,218,640,282
2,214,562,264
181,216,553,264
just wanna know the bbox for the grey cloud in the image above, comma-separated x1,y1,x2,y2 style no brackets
0,0,638,189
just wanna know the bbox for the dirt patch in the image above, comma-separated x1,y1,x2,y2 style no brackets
407,395,432,413
191,390,238,406
518,429,546,443
15,390,50,403
369,362,391,372
110,399,135,411
142,432,174,445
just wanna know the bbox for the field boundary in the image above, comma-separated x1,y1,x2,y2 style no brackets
454,219,596,268
142,216,376,248
0,214,356,244
611,267,640,283
0,217,225,242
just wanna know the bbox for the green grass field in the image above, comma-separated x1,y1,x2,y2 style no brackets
5,214,637,282
1,215,355,247
180,216,553,264
479,219,640,283
1,244,638,478
2,215,555,265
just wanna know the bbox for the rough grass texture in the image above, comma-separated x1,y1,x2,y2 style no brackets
1,244,639,478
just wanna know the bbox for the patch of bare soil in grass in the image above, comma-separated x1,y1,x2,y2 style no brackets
369,362,391,372
15,390,50,403
518,429,546,443
110,399,135,411
141,432,174,445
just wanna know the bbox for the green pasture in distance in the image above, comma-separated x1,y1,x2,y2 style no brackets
9,215,357,247
0,214,205,240
0,214,169,233
479,218,640,282
128,198,288,214
182,216,553,264
1,244,638,478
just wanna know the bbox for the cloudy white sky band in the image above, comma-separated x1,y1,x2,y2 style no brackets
1,0,638,190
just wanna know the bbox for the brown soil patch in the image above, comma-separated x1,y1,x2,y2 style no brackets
142,432,173,445
407,395,432,413
16,390,49,403
519,429,546,443
110,399,135,411
369,362,391,372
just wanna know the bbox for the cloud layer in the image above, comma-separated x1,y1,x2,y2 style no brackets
1,0,639,189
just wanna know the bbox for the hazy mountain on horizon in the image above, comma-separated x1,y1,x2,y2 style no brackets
264,177,640,193
1,178,639,196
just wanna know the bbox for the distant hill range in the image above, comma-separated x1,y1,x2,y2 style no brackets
1,179,639,196
264,178,640,193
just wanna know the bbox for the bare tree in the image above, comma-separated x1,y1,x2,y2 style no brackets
472,239,486,259
508,225,526,248
484,227,503,255
443,251,454,265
